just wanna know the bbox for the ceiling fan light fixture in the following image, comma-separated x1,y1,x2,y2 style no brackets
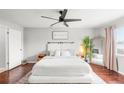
41,9,82,27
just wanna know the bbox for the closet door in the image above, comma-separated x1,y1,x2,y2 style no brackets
8,29,22,69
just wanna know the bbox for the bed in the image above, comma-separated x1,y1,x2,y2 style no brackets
28,42,93,83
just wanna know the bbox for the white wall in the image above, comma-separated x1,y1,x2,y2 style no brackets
0,18,23,69
0,25,6,68
24,28,94,59
92,29,105,54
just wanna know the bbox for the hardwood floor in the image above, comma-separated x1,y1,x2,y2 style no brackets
90,63,124,84
0,63,34,84
0,63,124,84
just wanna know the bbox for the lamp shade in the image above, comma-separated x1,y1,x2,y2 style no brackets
79,44,86,57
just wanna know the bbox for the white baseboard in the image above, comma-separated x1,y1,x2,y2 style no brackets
26,60,37,63
0,68,7,73
118,71,124,75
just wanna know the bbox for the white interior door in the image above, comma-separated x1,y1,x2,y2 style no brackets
8,29,22,69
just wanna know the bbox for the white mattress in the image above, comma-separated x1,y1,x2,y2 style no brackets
31,56,92,76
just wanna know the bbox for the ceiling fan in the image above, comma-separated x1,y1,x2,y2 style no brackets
41,9,82,27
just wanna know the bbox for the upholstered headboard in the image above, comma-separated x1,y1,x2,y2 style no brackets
46,41,75,55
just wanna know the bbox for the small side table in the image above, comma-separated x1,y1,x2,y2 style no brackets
37,53,46,61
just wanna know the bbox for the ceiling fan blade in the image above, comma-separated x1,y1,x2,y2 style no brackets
64,19,82,22
59,9,67,19
41,16,58,21
50,21,60,26
64,22,69,27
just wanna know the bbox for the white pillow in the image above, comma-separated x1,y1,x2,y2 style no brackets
97,54,103,59
55,50,61,56
93,53,103,59
49,50,55,56
93,54,98,58
61,50,71,57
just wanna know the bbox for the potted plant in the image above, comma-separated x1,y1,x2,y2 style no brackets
88,39,94,62
82,36,94,62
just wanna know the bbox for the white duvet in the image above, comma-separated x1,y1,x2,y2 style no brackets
31,56,92,76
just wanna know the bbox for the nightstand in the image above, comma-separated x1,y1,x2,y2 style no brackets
37,53,46,61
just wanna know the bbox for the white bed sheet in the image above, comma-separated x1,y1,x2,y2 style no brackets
31,56,92,76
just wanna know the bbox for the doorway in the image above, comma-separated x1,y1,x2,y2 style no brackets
6,29,22,70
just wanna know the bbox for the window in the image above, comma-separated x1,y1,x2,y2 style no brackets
115,27,124,55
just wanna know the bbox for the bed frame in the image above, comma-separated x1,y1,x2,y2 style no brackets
46,41,75,55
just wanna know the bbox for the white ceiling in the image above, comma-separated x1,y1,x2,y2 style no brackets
0,9,124,28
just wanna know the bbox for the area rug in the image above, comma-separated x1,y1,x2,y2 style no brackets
16,72,106,84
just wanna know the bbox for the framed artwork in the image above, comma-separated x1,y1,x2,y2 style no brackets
52,31,68,40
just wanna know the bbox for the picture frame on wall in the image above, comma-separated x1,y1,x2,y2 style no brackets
52,31,68,40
